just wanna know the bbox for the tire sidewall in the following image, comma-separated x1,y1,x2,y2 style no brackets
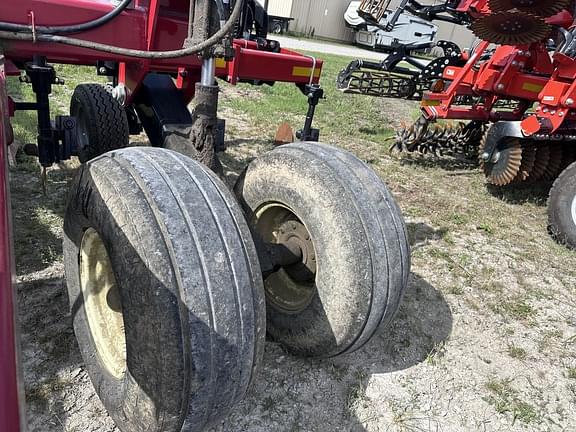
64,161,187,431
549,162,576,248
237,152,373,357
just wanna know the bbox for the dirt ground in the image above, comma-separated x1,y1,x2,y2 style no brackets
12,80,576,432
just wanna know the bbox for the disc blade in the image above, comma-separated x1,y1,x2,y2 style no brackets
480,137,523,186
529,144,550,181
471,12,552,45
513,144,537,183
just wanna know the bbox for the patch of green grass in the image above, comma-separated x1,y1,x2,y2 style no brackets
220,50,396,146
507,345,527,360
484,378,539,425
450,213,469,225
477,223,494,235
567,367,576,379
492,298,535,321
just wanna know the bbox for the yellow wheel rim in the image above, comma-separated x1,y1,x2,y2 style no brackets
80,228,127,379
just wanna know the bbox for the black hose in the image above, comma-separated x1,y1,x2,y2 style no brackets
0,0,244,59
0,0,132,35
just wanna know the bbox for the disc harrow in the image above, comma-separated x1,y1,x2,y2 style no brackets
479,140,576,186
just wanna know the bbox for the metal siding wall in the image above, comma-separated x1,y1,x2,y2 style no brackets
266,0,293,18
290,0,355,42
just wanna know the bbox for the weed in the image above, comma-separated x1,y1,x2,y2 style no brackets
492,298,535,321
484,378,540,425
477,223,494,235
345,369,367,417
426,341,447,366
568,367,576,379
507,345,527,360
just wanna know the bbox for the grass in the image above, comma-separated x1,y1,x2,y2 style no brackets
484,378,540,425
508,345,528,360
219,51,397,146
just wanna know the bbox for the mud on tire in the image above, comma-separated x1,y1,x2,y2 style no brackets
63,147,265,432
235,142,410,358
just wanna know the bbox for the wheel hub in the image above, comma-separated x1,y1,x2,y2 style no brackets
255,203,317,314
80,228,126,379
276,219,316,282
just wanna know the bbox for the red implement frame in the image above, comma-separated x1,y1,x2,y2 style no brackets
0,55,25,432
419,9,576,136
0,2,324,430
0,0,323,104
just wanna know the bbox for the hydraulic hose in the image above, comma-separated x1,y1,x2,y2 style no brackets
0,0,132,34
0,0,243,59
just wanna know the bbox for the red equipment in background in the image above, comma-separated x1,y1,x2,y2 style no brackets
0,1,325,430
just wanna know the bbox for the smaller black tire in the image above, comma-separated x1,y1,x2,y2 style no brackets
548,161,576,248
71,84,129,163
235,142,410,358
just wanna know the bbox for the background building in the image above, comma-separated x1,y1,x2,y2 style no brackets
259,0,478,49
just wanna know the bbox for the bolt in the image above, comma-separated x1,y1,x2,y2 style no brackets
551,110,556,115
567,98,574,106
98,67,108,75
543,107,549,113
496,84,505,91
559,111,565,117
512,61,518,66
481,151,491,161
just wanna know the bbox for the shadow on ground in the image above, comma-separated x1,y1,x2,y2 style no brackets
399,154,479,172
486,181,551,206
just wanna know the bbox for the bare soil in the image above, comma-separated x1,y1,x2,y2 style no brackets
14,84,576,432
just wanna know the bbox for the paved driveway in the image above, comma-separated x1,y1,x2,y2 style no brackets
273,35,389,61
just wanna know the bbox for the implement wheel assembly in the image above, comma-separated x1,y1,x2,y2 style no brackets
548,161,576,248
235,142,410,358
70,83,129,163
63,147,265,432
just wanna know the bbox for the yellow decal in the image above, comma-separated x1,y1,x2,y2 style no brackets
421,100,441,107
215,58,227,69
521,82,544,93
292,66,322,78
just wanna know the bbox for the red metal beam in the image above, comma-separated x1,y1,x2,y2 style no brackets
0,55,24,432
